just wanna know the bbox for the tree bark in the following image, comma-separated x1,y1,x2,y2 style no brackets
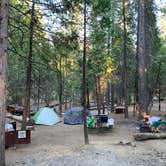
122,0,128,118
134,1,140,118
134,44,139,117
137,0,147,119
64,97,68,110
105,82,110,110
158,84,161,112
96,75,101,115
82,0,89,144
58,57,63,116
22,0,35,129
86,84,90,109
109,1,115,113
37,72,41,110
106,26,111,111
111,83,114,112
0,0,9,165
144,0,160,114
148,60,161,113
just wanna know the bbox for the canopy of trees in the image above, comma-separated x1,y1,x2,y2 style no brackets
4,0,165,113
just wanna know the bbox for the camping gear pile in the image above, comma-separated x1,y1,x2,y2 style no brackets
87,114,114,128
64,107,91,125
139,115,166,133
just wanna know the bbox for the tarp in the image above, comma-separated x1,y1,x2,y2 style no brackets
64,107,91,125
152,121,166,128
32,107,60,125
149,116,161,124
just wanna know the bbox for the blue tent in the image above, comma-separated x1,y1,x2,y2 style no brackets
64,107,91,125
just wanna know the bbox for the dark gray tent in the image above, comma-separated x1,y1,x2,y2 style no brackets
64,107,91,125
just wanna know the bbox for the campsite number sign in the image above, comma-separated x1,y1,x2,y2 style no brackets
18,130,26,139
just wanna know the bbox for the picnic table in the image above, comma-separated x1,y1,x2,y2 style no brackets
88,114,114,133
115,106,125,113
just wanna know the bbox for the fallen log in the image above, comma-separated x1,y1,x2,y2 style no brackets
133,133,166,141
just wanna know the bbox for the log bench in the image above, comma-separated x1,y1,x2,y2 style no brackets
133,132,166,141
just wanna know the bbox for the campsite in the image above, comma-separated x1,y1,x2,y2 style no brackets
0,0,166,166
4,102,166,166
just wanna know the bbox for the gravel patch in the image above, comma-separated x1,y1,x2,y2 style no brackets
9,148,165,166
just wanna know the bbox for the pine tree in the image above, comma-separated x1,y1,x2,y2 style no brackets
0,0,9,165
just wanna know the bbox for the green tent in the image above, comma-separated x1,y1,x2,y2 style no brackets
32,107,60,126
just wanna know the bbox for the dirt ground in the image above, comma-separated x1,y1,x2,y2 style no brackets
5,102,166,166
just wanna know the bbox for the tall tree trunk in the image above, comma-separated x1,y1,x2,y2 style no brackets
82,0,89,145
86,84,90,109
111,83,115,112
110,6,115,113
64,96,68,110
37,72,41,110
134,1,140,117
0,0,9,165
22,0,35,129
64,58,68,110
134,73,139,116
96,75,101,115
72,91,74,107
134,52,139,117
148,60,161,113
137,0,147,119
122,0,128,118
145,0,158,114
58,57,63,116
106,26,111,111
158,83,161,112
106,82,110,110
101,91,105,114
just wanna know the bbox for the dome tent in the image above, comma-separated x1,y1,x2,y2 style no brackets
64,107,91,125
32,107,60,125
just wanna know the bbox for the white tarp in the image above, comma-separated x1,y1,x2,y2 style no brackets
149,116,161,124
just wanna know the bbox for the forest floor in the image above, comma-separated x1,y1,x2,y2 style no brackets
5,102,166,166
